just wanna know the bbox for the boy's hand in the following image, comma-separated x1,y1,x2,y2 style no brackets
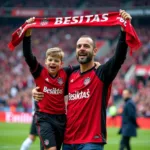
32,86,44,101
25,17,35,37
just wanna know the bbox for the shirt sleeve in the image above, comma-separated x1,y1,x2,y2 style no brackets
23,36,43,78
63,65,80,76
96,31,128,85
63,65,80,96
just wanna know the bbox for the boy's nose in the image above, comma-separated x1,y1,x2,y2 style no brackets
51,60,55,64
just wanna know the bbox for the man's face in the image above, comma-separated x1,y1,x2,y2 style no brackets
45,56,62,76
122,90,130,100
76,37,96,64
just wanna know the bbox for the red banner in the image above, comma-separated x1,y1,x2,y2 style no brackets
11,9,44,17
135,65,150,76
0,112,32,123
0,112,150,129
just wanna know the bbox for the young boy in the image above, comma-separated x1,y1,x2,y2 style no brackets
23,17,78,150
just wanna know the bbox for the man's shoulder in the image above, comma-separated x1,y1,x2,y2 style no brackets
127,99,135,106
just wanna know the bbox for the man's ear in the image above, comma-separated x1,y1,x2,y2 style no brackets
93,48,98,56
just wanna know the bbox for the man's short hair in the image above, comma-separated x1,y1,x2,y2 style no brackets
128,89,132,94
46,47,64,61
79,35,96,48
124,88,132,94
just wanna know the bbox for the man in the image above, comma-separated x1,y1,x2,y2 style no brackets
33,10,132,150
118,89,138,150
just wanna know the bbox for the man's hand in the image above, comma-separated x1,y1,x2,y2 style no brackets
120,10,132,31
120,10,132,21
94,62,101,69
32,86,44,101
25,17,35,37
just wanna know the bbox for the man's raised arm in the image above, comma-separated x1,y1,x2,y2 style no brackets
100,10,131,84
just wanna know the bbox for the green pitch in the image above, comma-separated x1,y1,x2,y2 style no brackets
0,123,150,150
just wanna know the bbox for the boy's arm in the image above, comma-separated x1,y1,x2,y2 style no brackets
23,28,38,72
63,65,80,76
23,17,43,78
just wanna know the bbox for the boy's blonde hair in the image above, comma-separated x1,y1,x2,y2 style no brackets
46,47,64,61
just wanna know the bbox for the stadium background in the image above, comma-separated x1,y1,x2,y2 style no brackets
0,0,150,149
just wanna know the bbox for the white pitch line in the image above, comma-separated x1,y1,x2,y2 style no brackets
0,145,39,149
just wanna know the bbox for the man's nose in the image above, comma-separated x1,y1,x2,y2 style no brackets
79,46,86,51
80,45,85,49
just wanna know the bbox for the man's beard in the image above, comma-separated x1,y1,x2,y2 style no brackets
76,52,93,64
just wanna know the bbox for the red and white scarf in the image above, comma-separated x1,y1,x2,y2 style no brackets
8,12,141,54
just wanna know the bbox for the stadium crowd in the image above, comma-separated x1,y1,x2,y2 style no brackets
0,0,150,117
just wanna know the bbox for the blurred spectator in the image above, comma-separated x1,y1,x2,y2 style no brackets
118,89,138,150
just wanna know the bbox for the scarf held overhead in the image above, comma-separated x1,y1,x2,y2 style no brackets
8,12,141,54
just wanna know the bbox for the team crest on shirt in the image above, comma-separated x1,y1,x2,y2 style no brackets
57,77,63,85
84,77,91,85
70,79,74,83
45,78,49,82
40,18,49,26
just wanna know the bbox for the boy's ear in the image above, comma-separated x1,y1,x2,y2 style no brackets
61,61,64,67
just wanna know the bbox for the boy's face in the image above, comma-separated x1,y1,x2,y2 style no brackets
45,55,62,76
